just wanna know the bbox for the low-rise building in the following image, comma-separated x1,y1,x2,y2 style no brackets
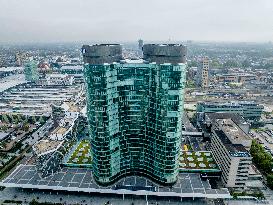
197,101,263,122
59,65,84,83
39,74,74,86
215,73,257,84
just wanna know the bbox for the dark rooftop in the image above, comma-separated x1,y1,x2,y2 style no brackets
214,130,251,157
206,113,247,126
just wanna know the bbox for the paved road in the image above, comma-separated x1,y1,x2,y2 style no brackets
0,187,210,205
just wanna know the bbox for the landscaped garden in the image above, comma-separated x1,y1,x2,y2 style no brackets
179,151,219,171
66,139,92,165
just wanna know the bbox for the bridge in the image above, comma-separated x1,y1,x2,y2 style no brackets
182,131,203,136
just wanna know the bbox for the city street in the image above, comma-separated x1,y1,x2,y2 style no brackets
0,187,210,205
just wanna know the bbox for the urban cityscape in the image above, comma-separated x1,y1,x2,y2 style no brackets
1,1,273,205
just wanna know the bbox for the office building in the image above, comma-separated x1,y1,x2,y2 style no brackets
209,118,252,190
24,60,39,82
82,43,187,186
215,73,257,84
197,101,263,122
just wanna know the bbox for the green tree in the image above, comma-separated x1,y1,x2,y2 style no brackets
211,59,221,68
242,60,251,68
261,160,272,173
223,60,239,68
267,174,273,189
30,199,36,205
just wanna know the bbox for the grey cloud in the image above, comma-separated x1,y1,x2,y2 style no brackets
0,0,272,43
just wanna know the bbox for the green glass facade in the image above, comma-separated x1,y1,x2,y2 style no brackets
24,60,39,82
83,44,186,186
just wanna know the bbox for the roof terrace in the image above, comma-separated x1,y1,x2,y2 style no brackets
34,139,63,155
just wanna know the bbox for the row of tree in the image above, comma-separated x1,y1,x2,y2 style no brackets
250,140,273,189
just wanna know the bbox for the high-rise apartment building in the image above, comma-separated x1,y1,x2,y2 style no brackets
201,57,209,88
196,57,209,88
82,44,186,186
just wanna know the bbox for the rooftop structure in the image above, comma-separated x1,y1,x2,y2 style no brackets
33,139,63,156
82,44,122,64
142,44,187,64
83,43,186,186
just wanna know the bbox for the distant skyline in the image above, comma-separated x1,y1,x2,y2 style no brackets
0,0,273,43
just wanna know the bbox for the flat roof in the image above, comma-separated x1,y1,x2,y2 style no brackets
0,67,24,72
34,140,62,155
0,165,231,199
218,118,251,142
205,113,247,126
46,74,69,78
199,101,261,107
214,130,250,157
52,127,67,135
66,102,79,112
0,84,82,115
0,132,9,140
0,74,26,93
60,65,83,70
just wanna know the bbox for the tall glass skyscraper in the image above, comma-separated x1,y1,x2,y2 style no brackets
24,60,39,82
82,44,187,186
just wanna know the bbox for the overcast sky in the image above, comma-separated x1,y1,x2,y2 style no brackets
0,0,273,43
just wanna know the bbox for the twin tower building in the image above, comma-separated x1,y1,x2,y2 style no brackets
82,44,187,186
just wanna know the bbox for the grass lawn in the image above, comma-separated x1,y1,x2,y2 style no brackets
179,151,219,170
67,139,92,164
